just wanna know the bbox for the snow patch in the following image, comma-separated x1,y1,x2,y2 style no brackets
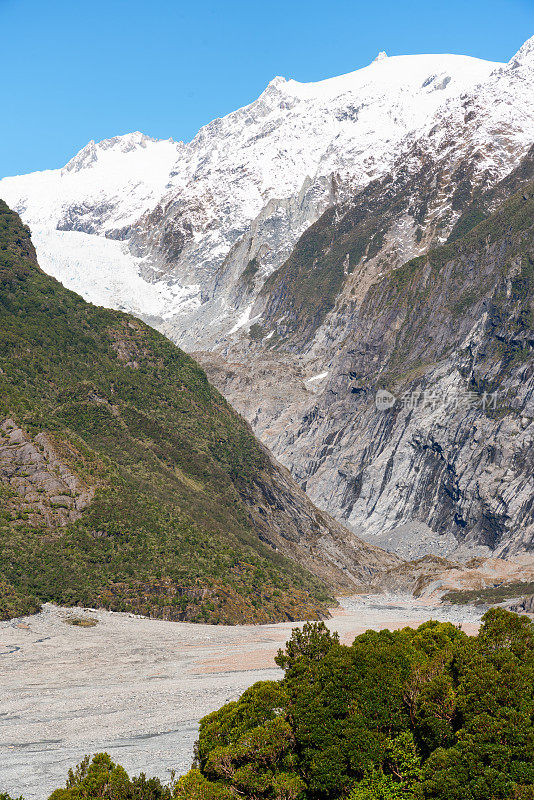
305,371,329,384
227,304,259,335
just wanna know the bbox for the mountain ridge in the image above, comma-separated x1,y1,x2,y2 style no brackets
0,44,521,346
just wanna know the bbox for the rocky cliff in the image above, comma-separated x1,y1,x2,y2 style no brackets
205,157,534,561
1,39,533,566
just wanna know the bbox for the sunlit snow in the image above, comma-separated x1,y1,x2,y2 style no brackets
33,229,201,321
0,40,533,341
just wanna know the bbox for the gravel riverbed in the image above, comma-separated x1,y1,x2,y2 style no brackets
0,595,484,799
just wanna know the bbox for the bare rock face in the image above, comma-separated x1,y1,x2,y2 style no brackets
240,445,402,591
202,155,534,563
509,595,534,615
0,419,95,527
377,556,534,600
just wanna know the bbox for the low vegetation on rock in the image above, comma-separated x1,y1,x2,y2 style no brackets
443,582,534,606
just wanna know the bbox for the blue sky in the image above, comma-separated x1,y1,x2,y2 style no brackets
1,0,533,177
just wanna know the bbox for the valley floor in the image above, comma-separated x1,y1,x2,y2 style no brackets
0,597,484,800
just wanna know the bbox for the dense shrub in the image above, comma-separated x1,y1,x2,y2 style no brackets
184,611,534,799
3,611,533,799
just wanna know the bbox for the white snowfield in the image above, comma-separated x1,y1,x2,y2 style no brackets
1,39,533,340
32,229,201,320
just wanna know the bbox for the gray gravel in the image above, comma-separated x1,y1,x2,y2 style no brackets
0,597,484,799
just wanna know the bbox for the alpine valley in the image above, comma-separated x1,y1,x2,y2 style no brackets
1,37,534,586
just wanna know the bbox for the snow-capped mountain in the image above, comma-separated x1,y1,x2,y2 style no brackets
2,46,529,343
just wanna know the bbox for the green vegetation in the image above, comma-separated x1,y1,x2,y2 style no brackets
248,322,265,341
446,206,487,243
176,611,534,799
367,181,534,391
258,202,385,344
260,213,388,345
47,753,173,800
260,207,348,341
259,170,412,346
0,578,40,620
385,181,534,302
447,147,534,244
65,615,98,627
6,610,533,799
0,201,329,623
443,582,534,606
241,257,260,285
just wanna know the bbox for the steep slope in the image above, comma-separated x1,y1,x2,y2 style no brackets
193,41,534,563
223,166,534,560
245,39,534,350
1,39,533,566
0,202,397,623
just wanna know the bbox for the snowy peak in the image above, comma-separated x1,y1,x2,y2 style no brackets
62,140,99,173
269,52,500,103
266,75,288,89
373,51,388,62
0,131,181,234
508,34,534,67
0,39,532,350
62,132,168,174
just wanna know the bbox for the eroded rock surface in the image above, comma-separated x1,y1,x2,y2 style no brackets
0,419,94,527
201,156,534,562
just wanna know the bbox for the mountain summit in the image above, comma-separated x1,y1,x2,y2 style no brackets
0,46,509,345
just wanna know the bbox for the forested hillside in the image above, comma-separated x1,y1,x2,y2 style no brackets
0,202,392,624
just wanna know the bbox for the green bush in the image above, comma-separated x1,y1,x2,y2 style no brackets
183,611,534,800
5,611,534,800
